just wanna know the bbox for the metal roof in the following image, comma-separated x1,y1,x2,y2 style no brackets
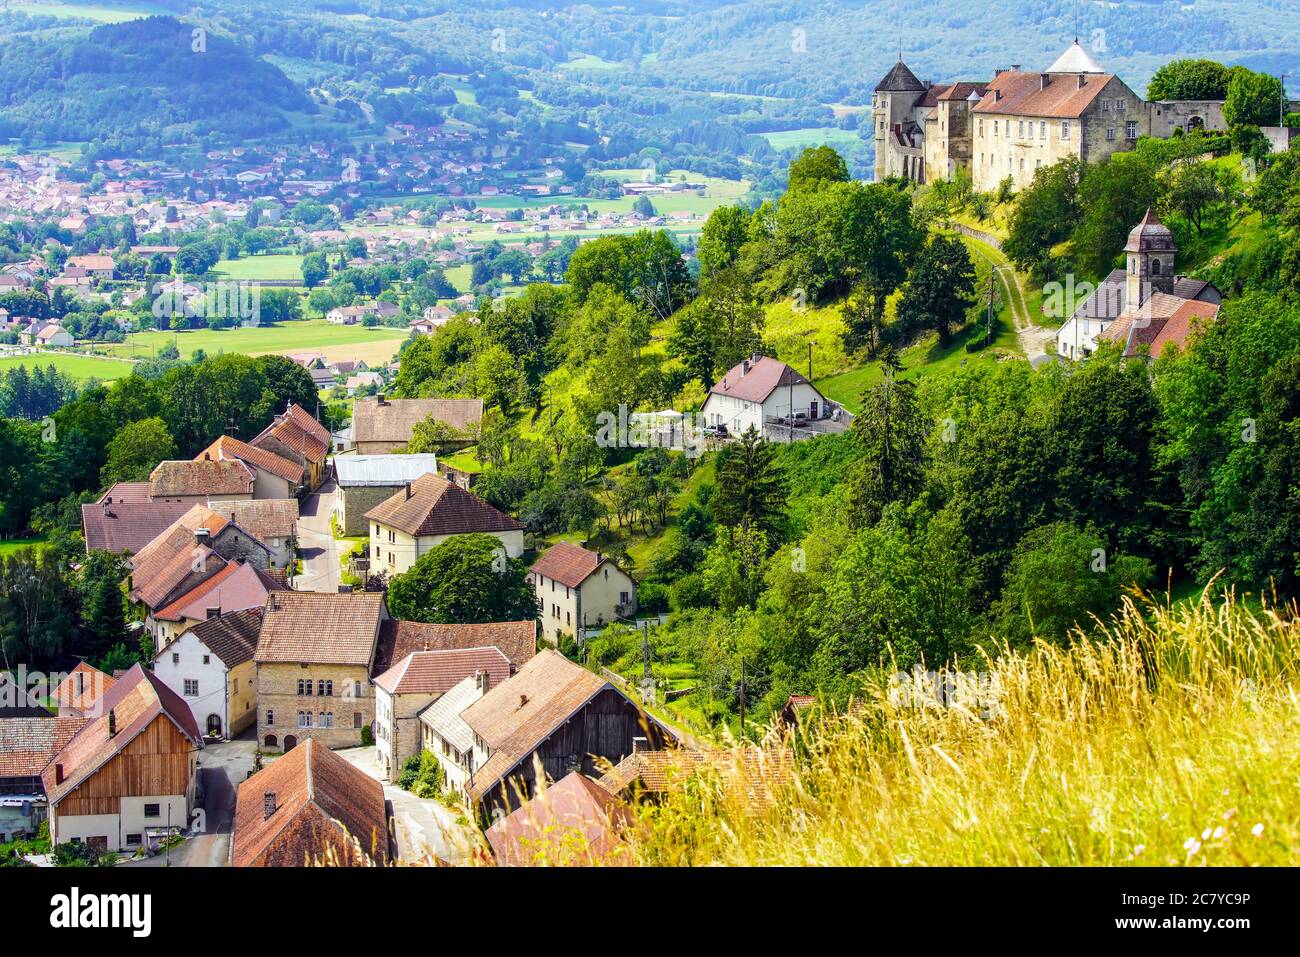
333,454,439,487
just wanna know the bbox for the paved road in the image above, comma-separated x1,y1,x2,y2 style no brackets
123,734,257,868
296,480,341,593
334,746,479,865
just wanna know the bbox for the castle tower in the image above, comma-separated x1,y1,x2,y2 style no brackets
872,58,928,181
1124,208,1176,307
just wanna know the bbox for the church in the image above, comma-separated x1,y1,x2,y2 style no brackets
873,41,1228,191
1055,208,1222,361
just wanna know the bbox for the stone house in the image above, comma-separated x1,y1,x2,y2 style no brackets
254,592,387,752
351,395,483,454
333,454,439,536
153,608,262,739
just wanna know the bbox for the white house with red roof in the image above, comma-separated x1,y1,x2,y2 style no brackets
530,541,636,643
700,353,830,440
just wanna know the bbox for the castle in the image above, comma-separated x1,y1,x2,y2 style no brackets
873,41,1227,191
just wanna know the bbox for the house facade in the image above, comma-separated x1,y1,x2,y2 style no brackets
531,541,636,643
365,473,525,575
153,608,262,739
254,592,387,752
700,354,829,439
41,665,203,853
333,453,439,536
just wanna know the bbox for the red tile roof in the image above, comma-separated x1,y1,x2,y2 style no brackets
81,498,194,555
152,561,273,623
254,592,385,666
709,355,816,405
52,663,117,717
232,739,388,867
42,664,203,805
972,70,1114,118
364,473,523,537
530,541,607,589
486,771,633,866
200,435,305,485
251,403,331,466
373,646,511,696
0,716,85,779
150,458,255,498
173,608,262,669
373,619,536,674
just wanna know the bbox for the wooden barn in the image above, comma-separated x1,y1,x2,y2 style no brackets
41,664,203,853
461,650,677,819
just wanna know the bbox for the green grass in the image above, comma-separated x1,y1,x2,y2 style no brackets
0,537,46,555
440,449,485,474
758,127,864,152
12,2,159,23
0,353,135,382
99,320,408,366
213,254,305,282
557,54,625,73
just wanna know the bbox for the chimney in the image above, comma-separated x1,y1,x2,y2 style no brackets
108,709,117,738
195,527,210,546
55,764,64,785
475,669,487,691
404,483,411,500
101,499,112,516
1077,74,1086,89
203,451,211,461
632,736,648,753
263,790,276,820
1011,64,1020,72
268,592,277,611
1040,74,1050,90
377,393,388,406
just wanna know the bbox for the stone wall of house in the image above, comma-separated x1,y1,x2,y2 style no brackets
338,484,403,536
255,662,374,751
212,527,271,570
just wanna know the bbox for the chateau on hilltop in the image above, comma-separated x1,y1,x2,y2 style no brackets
873,41,1227,191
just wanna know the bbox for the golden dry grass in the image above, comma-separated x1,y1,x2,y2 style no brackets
623,589,1300,866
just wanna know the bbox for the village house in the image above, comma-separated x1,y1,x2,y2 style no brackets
365,473,526,574
41,664,204,853
248,403,332,492
149,458,256,503
485,770,633,866
198,435,306,499
372,646,511,782
351,395,483,454
64,254,115,280
701,354,831,439
457,649,677,818
81,484,193,556
153,608,262,740
333,454,439,536
0,714,84,842
254,591,387,752
232,738,390,867
52,663,117,719
1056,209,1222,359
531,541,637,644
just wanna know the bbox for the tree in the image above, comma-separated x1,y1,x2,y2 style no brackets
1004,157,1081,276
301,251,328,288
101,416,175,485
710,427,786,538
1147,59,1231,101
896,233,975,345
847,350,927,528
77,550,130,664
1073,153,1158,278
386,534,540,624
1223,68,1285,129
1162,161,1228,234
787,145,849,193
407,415,471,454
697,204,752,279
992,522,1154,648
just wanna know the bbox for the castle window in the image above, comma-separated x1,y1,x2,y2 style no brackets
1126,121,1138,140
1107,128,1116,141
1152,259,1162,276
1040,121,1046,139
1018,120,1024,137
1061,120,1071,139
978,120,983,136
1102,99,1111,112
993,120,999,136
1116,99,1126,112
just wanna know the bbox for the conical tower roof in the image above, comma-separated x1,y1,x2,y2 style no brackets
1045,40,1104,74
875,60,928,93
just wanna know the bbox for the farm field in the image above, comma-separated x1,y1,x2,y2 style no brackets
758,127,864,152
213,254,305,282
0,352,135,382
97,320,409,367
11,1,158,22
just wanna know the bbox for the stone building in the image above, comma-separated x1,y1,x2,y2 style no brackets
873,41,1229,191
254,592,387,752
333,453,439,536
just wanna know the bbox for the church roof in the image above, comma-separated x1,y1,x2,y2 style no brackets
875,60,928,93
1125,208,1176,253
1046,40,1105,74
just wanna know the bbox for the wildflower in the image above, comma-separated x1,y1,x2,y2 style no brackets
1133,844,1145,856
1201,827,1212,840
1212,826,1225,840
1251,823,1264,837
1184,837,1202,856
